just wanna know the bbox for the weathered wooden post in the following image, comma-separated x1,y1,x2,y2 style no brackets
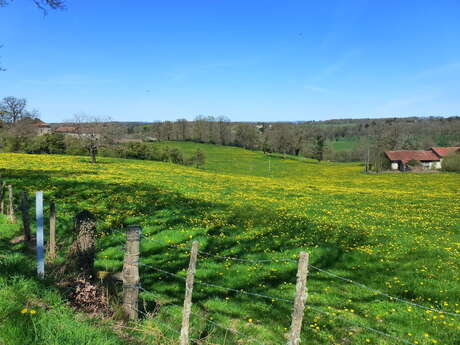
7,185,16,223
36,192,45,279
122,225,141,321
180,241,199,345
49,201,56,260
287,252,309,345
0,181,5,215
20,191,31,242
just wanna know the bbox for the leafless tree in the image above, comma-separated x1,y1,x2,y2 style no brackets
0,96,27,124
70,114,112,164
175,119,189,141
0,0,65,12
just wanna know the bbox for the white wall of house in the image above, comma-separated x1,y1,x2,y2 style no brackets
391,162,399,170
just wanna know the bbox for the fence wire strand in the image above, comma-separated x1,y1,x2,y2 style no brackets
136,266,417,345
138,236,460,317
307,305,418,345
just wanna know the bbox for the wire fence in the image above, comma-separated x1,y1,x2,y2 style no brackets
110,232,458,345
136,261,418,345
138,235,460,317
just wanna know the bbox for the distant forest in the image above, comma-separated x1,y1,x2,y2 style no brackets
123,116,460,168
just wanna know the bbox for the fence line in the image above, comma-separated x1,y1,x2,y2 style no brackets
137,265,415,345
139,236,460,317
132,290,268,345
306,305,417,345
126,303,182,336
309,265,460,317
139,286,268,345
138,262,293,303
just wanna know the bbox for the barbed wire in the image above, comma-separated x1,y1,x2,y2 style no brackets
309,265,460,317
188,309,268,345
126,304,182,336
138,262,293,303
137,236,460,317
138,286,267,345
136,268,415,345
307,305,417,345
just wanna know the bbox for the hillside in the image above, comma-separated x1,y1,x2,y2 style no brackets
0,144,459,345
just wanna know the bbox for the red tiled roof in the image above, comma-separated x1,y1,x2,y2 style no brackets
385,150,440,163
33,120,50,127
55,126,79,133
431,147,460,158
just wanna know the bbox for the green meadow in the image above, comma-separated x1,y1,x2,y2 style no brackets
0,142,459,345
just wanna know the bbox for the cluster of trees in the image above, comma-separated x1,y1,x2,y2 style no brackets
101,142,205,168
133,115,460,168
0,132,206,168
136,116,330,161
2,95,459,171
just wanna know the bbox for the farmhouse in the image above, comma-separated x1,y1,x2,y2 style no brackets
386,147,460,171
34,120,52,136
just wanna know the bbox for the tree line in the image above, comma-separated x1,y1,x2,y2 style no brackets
1,95,460,171
132,115,460,169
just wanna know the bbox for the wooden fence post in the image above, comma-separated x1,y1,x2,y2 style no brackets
287,252,309,345
180,241,199,345
20,191,31,242
49,201,56,260
122,225,141,321
7,185,16,223
36,192,45,279
0,181,5,215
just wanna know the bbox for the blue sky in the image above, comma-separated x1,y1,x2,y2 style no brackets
0,0,459,123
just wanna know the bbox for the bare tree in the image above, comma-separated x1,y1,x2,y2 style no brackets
0,96,27,123
0,0,65,12
70,114,112,164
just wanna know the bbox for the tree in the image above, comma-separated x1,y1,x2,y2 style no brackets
234,123,258,150
70,114,112,164
192,149,205,168
0,96,27,123
312,135,325,162
0,0,65,12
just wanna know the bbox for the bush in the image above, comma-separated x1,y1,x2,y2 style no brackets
25,134,66,154
64,137,87,155
189,148,205,168
168,148,184,164
442,153,460,172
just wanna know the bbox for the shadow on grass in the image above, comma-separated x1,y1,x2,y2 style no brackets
1,165,442,343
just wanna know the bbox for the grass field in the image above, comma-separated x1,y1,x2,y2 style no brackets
0,216,127,345
327,138,359,152
0,144,459,345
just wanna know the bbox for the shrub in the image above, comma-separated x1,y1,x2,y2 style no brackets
168,148,184,164
27,134,66,154
64,137,87,155
442,153,460,172
191,148,206,168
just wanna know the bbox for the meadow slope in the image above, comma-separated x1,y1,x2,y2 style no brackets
0,147,459,345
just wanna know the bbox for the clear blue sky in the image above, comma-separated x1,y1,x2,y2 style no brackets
1,0,459,123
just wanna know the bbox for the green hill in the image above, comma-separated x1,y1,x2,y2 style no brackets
0,145,459,345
